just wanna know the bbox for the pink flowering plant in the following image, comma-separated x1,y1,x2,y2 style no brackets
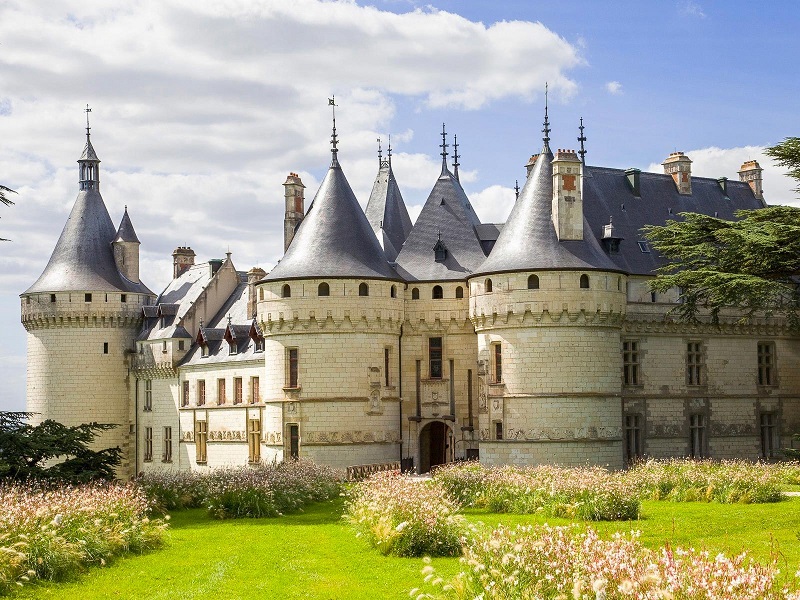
345,472,467,557
414,523,800,600
434,463,640,521
0,481,167,594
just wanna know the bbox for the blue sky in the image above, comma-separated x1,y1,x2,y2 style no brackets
1,0,798,412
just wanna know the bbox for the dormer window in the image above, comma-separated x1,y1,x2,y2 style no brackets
255,339,264,352
433,236,448,263
201,344,209,358
229,341,237,355
637,241,650,253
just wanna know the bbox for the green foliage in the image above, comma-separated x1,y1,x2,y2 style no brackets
643,206,800,326
0,185,15,242
0,412,121,483
765,136,800,194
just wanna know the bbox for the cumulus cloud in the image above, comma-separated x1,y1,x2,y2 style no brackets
680,1,706,18
470,184,517,224
605,81,623,95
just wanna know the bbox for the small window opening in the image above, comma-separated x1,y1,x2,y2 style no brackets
485,279,493,292
580,274,590,289
85,293,92,302
259,288,264,300
178,340,185,351
412,287,419,300
637,241,650,253
318,282,330,296
432,285,443,299
103,342,109,354
282,284,291,298
390,285,396,298
455,286,464,299
121,294,127,303
358,282,369,296
50,294,56,303
528,274,539,289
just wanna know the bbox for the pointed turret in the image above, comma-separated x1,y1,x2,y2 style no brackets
112,207,141,283
365,137,413,262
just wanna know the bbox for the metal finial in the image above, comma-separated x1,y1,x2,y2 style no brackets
453,134,460,182
328,96,339,166
578,117,587,165
377,137,382,168
514,180,520,199
439,123,449,174
227,314,232,325
387,134,392,168
84,104,92,138
542,83,551,153
437,229,442,241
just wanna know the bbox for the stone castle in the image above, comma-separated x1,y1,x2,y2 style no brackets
20,107,800,477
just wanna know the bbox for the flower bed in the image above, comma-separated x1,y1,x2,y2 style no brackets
0,482,167,595
345,472,466,557
137,460,344,519
433,463,640,521
415,524,800,600
628,459,785,503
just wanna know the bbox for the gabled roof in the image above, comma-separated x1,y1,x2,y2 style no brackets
24,188,152,295
265,163,399,282
394,168,486,281
365,163,413,262
113,208,140,243
474,151,620,276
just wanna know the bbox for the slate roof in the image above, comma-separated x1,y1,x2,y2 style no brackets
394,166,486,281
24,188,152,295
365,162,413,262
266,162,399,282
113,208,140,243
473,151,622,277
80,138,99,161
155,263,213,321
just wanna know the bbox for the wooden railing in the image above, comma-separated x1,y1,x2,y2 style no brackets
346,461,401,481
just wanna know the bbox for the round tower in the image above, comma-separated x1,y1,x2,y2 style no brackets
469,115,627,469
257,122,404,469
20,116,154,476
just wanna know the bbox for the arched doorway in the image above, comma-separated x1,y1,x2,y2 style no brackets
419,421,450,473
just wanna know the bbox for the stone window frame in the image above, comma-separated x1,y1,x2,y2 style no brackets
162,426,173,463
233,377,243,404
689,412,708,459
623,413,644,463
455,286,464,299
494,420,503,440
759,411,779,459
428,336,443,380
143,426,153,462
281,284,291,298
622,340,641,387
248,417,261,464
195,420,208,463
411,287,420,300
217,378,226,405
491,342,502,384
197,379,206,406
686,340,705,387
318,282,330,297
384,347,391,387
432,285,443,299
579,274,590,289
181,380,189,407
143,379,153,412
286,347,300,389
757,342,777,387
528,274,540,290
251,376,260,404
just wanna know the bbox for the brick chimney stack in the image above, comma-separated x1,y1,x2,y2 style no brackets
662,152,693,195
551,149,583,241
172,246,196,279
283,172,305,252
738,160,763,200
247,267,266,319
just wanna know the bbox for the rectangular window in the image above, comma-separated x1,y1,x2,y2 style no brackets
289,424,299,460
163,426,173,462
757,342,775,386
195,421,207,463
429,337,443,379
50,293,56,303
121,294,127,303
495,421,503,440
686,342,704,386
178,340,185,351
182,381,189,407
384,348,390,386
85,293,92,302
217,379,226,405
143,379,152,412
623,341,640,385
251,376,260,404
288,348,299,388
493,343,502,383
201,345,209,358
248,418,261,463
234,377,243,404
143,426,153,462
103,342,109,355
197,379,206,406
689,413,706,459
624,414,643,462
760,413,778,459
229,341,237,355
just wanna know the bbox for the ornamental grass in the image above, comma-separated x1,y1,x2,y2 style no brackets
0,482,167,595
433,463,640,521
137,460,344,519
627,459,786,504
345,472,467,557
415,524,800,600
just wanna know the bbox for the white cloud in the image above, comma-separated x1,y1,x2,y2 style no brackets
605,81,623,95
646,145,797,207
681,1,706,18
469,184,516,224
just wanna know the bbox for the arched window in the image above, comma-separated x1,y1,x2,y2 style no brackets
358,282,369,297
527,274,539,290
282,284,291,298
485,279,493,292
318,282,330,297
412,287,420,300
390,285,396,298
432,285,443,299
258,288,264,300
455,286,464,299
580,274,590,289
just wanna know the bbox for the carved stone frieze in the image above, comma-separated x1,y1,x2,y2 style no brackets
303,430,400,445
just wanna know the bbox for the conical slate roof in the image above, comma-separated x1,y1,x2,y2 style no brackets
80,137,99,161
394,166,486,281
365,162,412,262
473,151,621,276
24,189,152,294
266,163,399,282
113,207,140,243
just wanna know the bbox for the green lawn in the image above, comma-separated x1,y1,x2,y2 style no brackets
15,497,800,599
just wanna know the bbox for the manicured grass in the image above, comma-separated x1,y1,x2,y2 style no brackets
14,497,800,599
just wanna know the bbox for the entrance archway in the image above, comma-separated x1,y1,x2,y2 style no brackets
419,421,450,473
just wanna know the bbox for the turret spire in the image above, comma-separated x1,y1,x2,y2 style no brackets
387,134,393,168
542,82,551,155
328,96,339,167
439,123,449,175
578,117,587,165
515,180,520,199
85,104,92,139
78,105,100,191
377,137,383,169
453,134,460,182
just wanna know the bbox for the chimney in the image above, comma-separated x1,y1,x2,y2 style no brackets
208,258,223,277
525,154,539,177
625,168,641,196
551,149,583,241
247,267,266,319
662,152,692,195
738,160,763,200
283,172,306,252
172,246,196,279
